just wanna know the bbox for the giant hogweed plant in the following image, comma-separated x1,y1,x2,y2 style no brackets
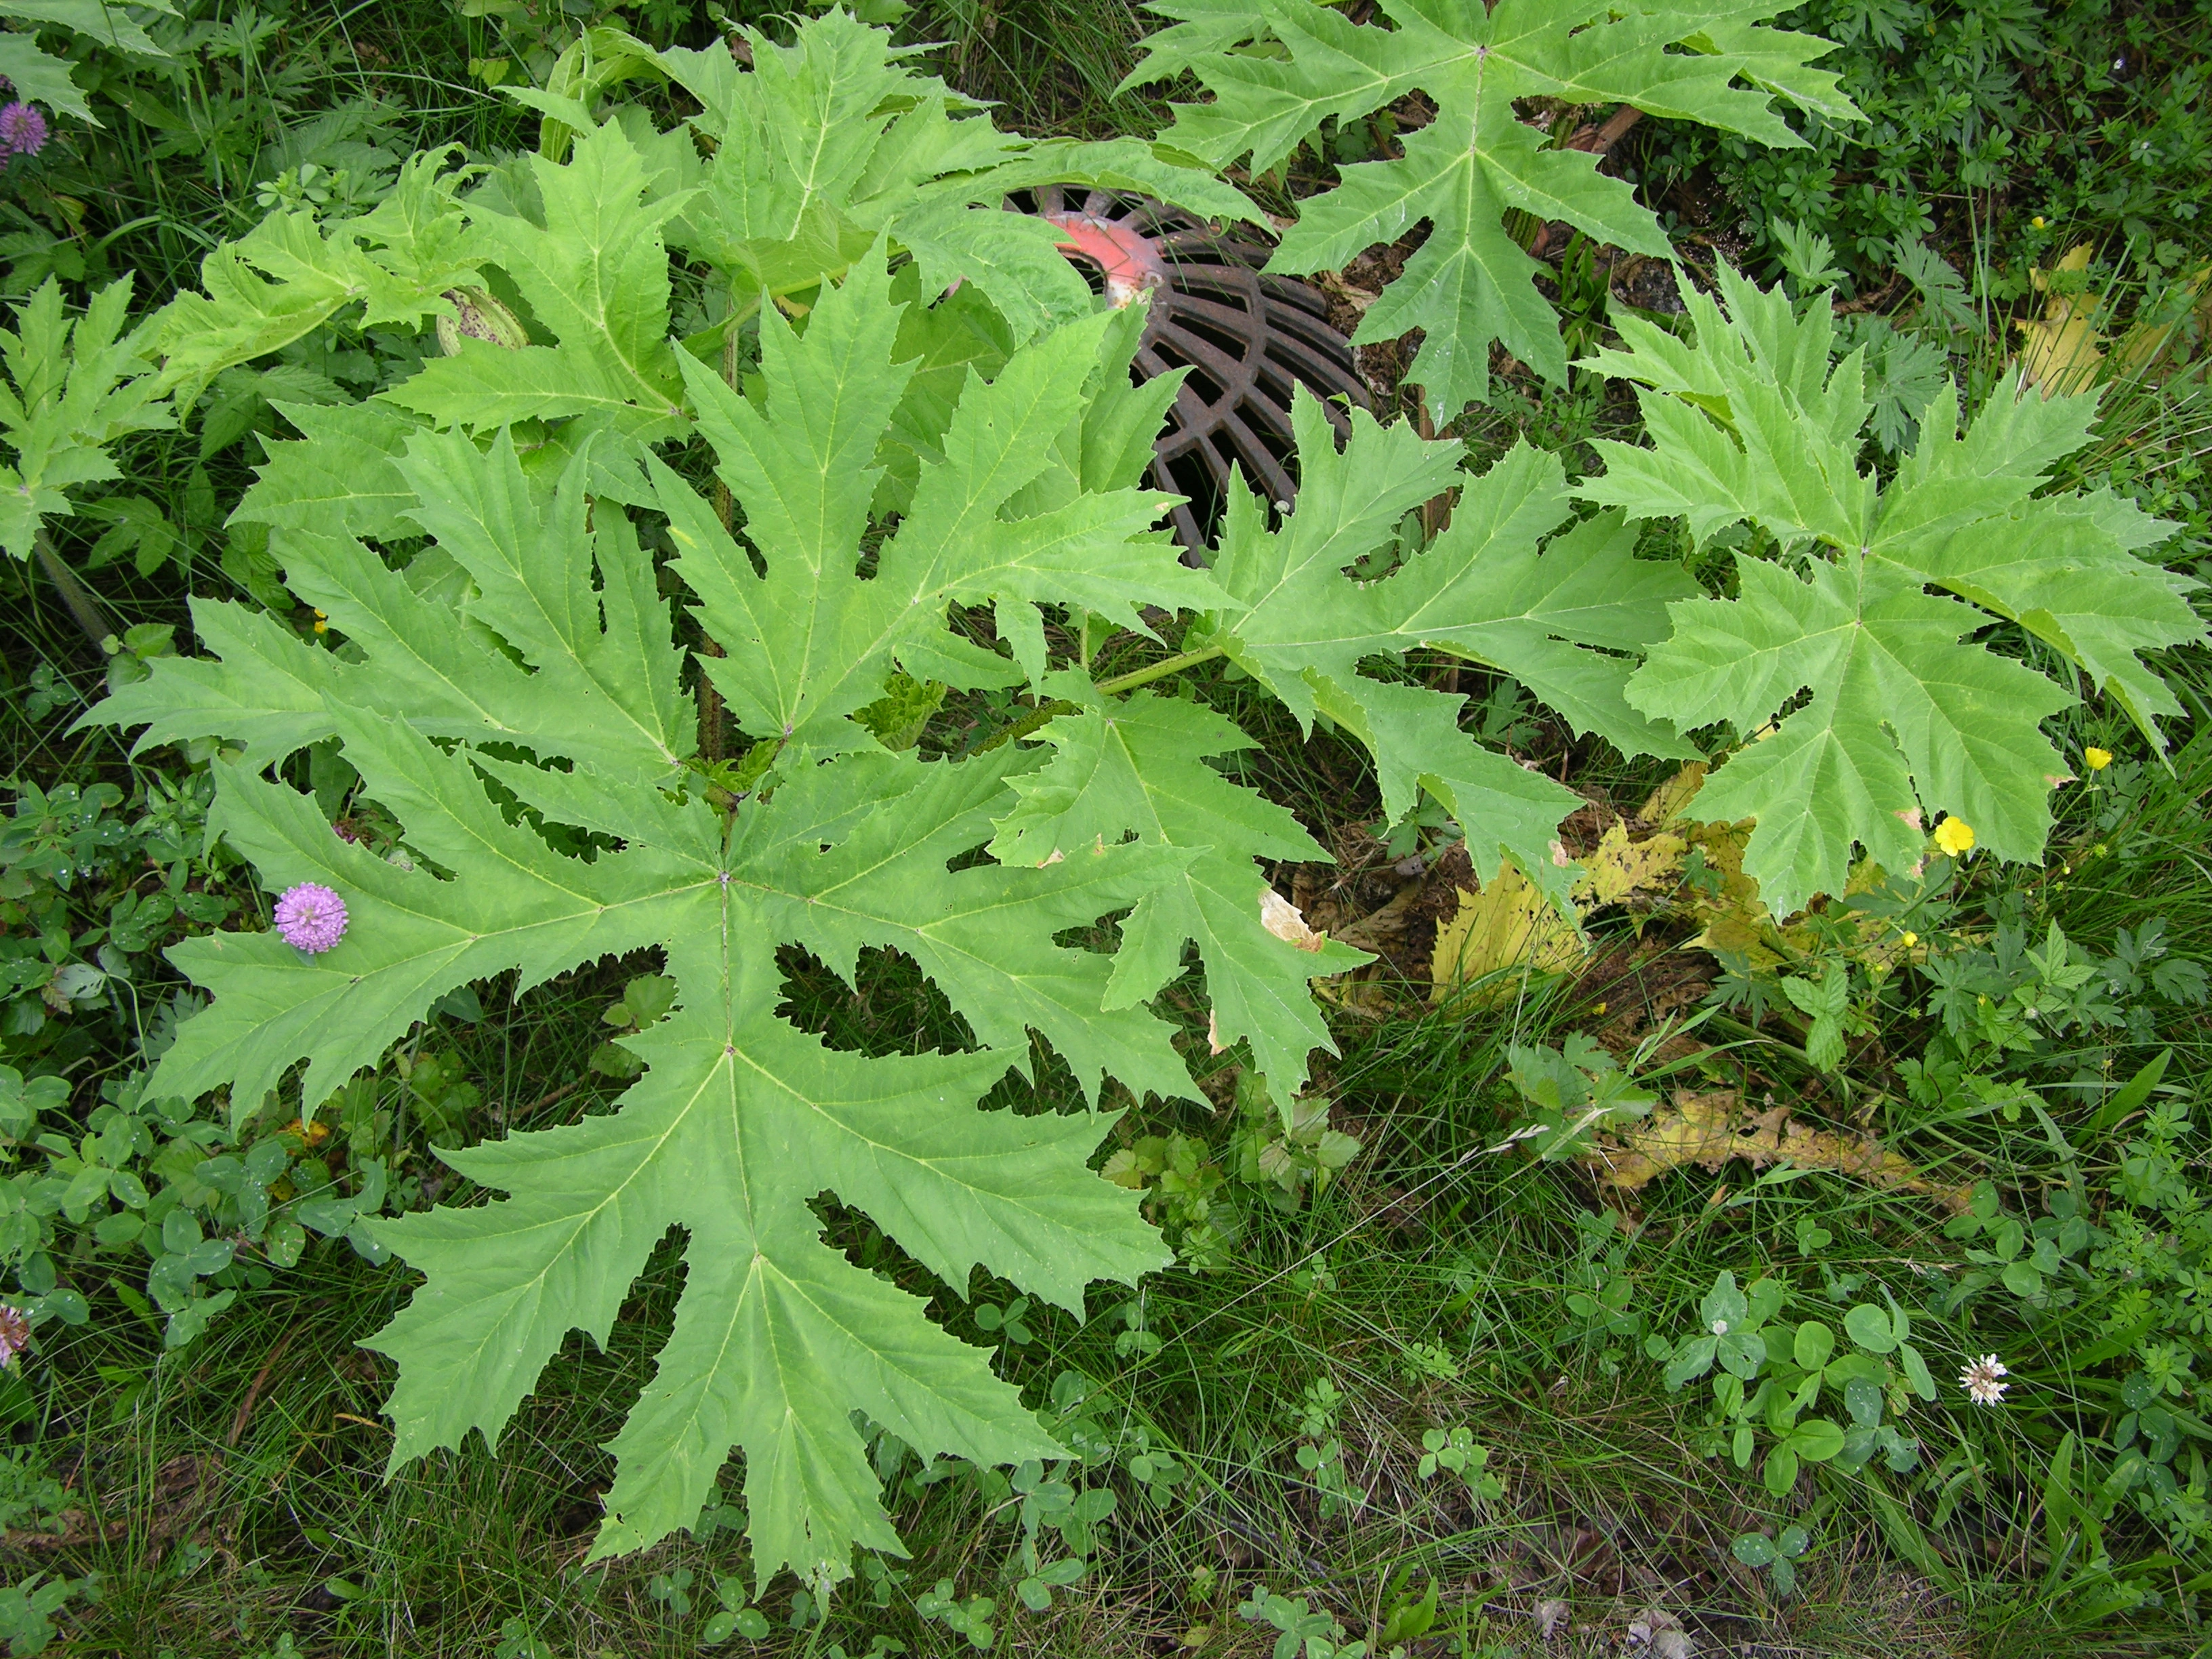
91,234,1705,1584
1123,0,1865,417
84,259,2207,1602
65,11,2204,1601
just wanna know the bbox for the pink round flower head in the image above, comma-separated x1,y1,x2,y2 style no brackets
0,103,48,161
0,1303,28,1369
274,882,348,954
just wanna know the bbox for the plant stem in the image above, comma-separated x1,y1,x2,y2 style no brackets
974,699,1078,754
34,530,114,659
1094,644,1223,697
974,646,1227,754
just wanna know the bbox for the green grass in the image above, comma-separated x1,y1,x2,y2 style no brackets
903,0,1170,136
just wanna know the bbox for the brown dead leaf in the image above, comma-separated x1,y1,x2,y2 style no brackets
1629,1607,1695,1658
1330,876,1430,954
1313,268,1383,315
1585,1089,1968,1212
1311,970,1403,1019
1533,1597,1572,1641
1259,889,1327,951
1303,872,1431,1019
1576,939,1715,1065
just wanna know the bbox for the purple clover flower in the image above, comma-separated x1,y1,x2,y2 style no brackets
0,1304,28,1370
0,104,48,162
274,882,348,954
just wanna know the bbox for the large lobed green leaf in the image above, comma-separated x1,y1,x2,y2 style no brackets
0,0,180,122
994,390,1700,1095
96,257,1214,1586
1576,263,2205,915
386,124,695,444
0,276,173,560
1125,0,1860,416
155,148,484,412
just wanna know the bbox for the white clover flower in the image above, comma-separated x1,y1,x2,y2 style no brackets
1960,1353,2010,1406
1711,1319,1729,1336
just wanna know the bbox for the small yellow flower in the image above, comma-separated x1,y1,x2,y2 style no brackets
1901,930,1918,948
1933,817,1975,857
1593,1001,1607,1015
2085,747,2112,771
313,619,329,634
2032,215,2047,228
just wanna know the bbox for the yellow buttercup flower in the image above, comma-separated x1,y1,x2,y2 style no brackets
1933,817,1975,857
1901,930,1918,947
2085,747,2112,771
2032,216,2047,228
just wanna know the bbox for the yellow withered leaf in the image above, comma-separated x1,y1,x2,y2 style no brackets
2015,243,2105,396
1430,826,1686,1007
1584,1089,1968,1212
1633,762,1923,975
1683,818,1782,967
1428,758,1931,1009
1638,760,1708,827
1572,822,1686,910
1429,861,1583,1008
2116,261,2212,373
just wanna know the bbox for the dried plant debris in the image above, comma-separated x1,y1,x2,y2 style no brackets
2011,243,2212,390
1427,762,1933,1009
1583,1089,1969,1212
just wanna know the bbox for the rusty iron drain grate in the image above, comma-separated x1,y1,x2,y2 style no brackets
1008,186,1372,554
